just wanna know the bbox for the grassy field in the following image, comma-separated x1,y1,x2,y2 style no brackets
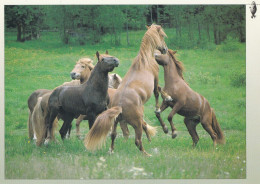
4,29,246,179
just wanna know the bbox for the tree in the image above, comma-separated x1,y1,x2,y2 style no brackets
5,5,44,42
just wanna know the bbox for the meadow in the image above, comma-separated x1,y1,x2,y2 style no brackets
5,29,246,179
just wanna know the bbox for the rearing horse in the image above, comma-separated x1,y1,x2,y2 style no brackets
154,49,225,147
84,24,168,156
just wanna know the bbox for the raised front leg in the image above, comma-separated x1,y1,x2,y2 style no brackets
158,86,172,102
167,102,183,139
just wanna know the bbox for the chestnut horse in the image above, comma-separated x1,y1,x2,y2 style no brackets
154,49,225,147
44,51,119,145
84,24,168,156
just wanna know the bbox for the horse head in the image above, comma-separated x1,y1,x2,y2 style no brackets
146,24,168,54
70,58,94,81
96,51,120,72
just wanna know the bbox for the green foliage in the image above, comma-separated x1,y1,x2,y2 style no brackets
5,30,246,179
230,69,246,87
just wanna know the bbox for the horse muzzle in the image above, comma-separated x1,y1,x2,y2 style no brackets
70,72,80,80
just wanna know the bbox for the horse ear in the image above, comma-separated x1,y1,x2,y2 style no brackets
156,25,161,32
106,50,109,54
172,50,177,55
146,25,150,30
96,51,100,61
113,73,117,79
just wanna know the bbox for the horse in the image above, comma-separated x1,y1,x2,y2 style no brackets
31,92,58,146
27,57,94,140
44,51,120,145
28,56,122,140
84,24,168,156
154,49,225,147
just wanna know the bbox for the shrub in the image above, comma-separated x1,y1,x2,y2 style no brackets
230,70,246,87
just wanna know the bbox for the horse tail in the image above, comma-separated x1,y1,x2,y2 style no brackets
143,122,157,137
211,109,225,144
84,106,122,151
28,111,34,139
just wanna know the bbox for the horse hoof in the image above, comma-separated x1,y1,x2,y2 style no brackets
44,139,50,146
155,108,161,114
165,96,173,102
143,151,152,157
172,132,178,139
163,127,168,134
108,149,114,155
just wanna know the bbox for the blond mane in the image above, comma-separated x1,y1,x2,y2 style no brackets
77,57,94,70
130,24,167,74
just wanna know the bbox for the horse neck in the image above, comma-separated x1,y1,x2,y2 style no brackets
163,60,181,87
139,37,155,59
84,65,108,93
80,70,91,84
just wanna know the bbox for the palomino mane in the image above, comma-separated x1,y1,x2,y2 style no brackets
168,49,185,81
131,24,166,74
77,58,94,70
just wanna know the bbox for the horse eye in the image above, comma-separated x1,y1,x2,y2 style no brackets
81,65,85,68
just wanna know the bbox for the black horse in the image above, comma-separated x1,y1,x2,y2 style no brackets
44,51,120,144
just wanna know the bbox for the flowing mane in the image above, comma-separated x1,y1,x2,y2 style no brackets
77,58,94,70
168,49,185,81
131,24,167,74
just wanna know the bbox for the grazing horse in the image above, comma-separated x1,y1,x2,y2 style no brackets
84,24,168,156
44,51,119,144
154,49,225,147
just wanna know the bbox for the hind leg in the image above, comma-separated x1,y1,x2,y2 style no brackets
59,114,74,140
155,102,169,134
119,120,129,140
45,108,59,145
184,117,199,147
110,119,119,153
28,112,34,139
76,115,86,139
133,120,151,157
201,115,218,147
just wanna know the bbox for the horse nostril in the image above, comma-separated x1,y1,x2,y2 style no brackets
70,72,76,79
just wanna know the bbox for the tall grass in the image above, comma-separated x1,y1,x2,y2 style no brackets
5,30,246,179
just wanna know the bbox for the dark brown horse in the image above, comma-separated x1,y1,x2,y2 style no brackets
27,57,94,140
154,49,225,147
44,51,119,145
84,24,168,156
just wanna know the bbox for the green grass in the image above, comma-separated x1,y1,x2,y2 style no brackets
5,30,246,179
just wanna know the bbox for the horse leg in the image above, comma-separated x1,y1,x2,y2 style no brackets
133,119,151,157
76,115,86,139
154,79,160,112
45,108,59,145
59,115,74,140
65,124,72,139
28,112,34,139
142,120,151,142
184,117,200,147
155,101,169,134
167,102,183,139
110,119,119,153
201,115,218,147
119,120,130,140
158,86,172,102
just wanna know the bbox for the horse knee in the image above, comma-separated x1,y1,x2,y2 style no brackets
111,132,117,139
168,115,173,122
